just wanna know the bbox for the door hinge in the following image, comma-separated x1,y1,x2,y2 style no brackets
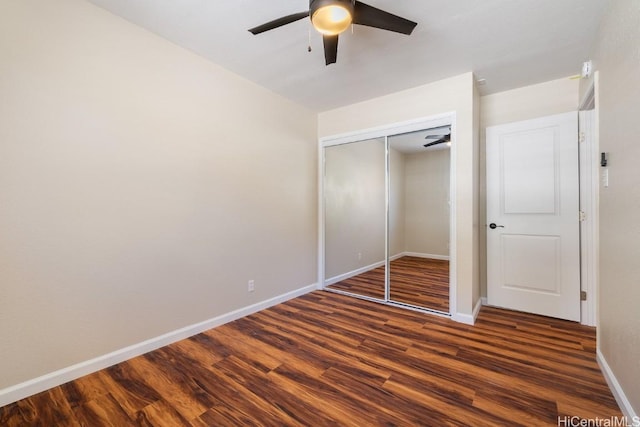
579,132,586,143
579,211,586,222
581,291,587,301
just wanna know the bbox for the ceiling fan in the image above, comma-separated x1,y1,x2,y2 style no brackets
248,0,417,65
423,126,451,148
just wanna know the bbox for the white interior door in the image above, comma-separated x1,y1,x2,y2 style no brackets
486,112,580,321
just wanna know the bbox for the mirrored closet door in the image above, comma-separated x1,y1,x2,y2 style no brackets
323,123,452,315
388,129,451,313
324,137,386,301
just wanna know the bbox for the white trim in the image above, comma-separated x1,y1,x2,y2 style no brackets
0,283,317,407
317,140,326,291
402,251,450,261
448,117,458,318
389,252,404,261
481,296,488,306
451,312,473,325
320,113,455,147
385,135,391,301
597,350,638,420
578,82,598,327
473,297,483,320
452,298,483,325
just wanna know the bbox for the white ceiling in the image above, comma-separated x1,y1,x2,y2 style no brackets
86,0,607,112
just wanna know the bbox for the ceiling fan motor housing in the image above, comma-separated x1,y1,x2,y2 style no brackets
310,0,355,35
310,0,355,16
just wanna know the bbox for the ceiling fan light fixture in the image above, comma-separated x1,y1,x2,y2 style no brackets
311,1,354,36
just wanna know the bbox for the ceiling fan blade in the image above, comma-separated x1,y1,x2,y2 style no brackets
248,11,309,35
425,134,446,139
423,138,447,148
424,133,451,147
323,34,339,65
353,1,417,35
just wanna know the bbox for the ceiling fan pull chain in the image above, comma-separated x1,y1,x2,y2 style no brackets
352,0,355,34
308,26,312,52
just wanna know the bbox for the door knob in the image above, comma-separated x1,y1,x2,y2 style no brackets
489,223,504,229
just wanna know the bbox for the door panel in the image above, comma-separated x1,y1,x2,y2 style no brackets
502,234,560,293
487,112,580,321
502,129,557,214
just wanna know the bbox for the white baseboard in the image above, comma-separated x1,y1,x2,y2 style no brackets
0,283,317,408
389,253,404,261
452,298,483,325
451,312,474,325
473,297,483,320
403,252,450,261
597,349,638,420
324,260,385,286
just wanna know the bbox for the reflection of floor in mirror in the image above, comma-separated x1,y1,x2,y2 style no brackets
327,256,449,312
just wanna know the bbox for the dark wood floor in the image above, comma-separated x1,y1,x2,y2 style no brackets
1,291,620,426
328,256,449,312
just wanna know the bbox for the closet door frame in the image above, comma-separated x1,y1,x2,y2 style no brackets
319,112,457,317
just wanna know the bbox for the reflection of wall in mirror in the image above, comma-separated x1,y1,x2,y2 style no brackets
404,148,451,257
324,140,386,280
389,147,406,258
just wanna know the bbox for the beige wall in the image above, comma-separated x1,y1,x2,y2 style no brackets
589,0,640,414
0,0,317,392
319,72,479,318
403,149,450,256
479,78,580,296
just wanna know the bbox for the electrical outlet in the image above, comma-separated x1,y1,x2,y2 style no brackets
248,280,255,292
357,252,362,260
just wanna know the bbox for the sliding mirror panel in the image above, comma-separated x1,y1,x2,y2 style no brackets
388,128,451,312
324,138,386,300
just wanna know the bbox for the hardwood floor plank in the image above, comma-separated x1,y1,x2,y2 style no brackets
209,355,319,426
0,401,28,427
72,392,133,427
1,291,621,426
267,363,384,426
250,310,392,381
169,336,225,367
17,387,78,427
60,372,109,410
202,325,282,373
382,378,514,427
95,363,162,417
126,355,209,421
472,386,559,426
134,399,191,427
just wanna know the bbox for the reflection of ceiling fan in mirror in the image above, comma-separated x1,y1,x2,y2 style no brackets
423,126,451,148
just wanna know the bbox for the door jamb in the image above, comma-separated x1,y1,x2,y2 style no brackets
578,82,598,327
